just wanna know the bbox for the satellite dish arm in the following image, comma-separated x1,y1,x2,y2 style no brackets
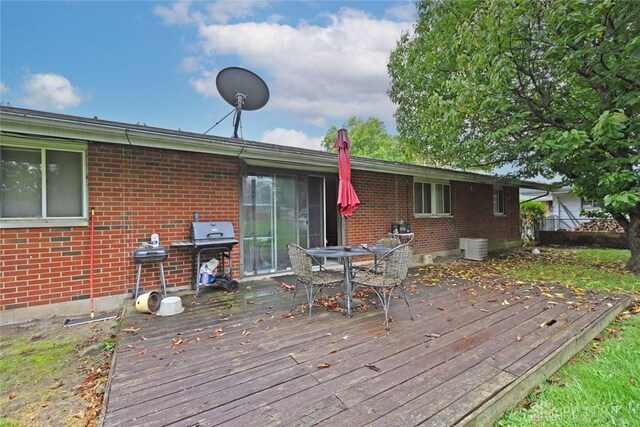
232,93,246,138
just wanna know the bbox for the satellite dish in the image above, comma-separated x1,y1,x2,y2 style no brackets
216,67,269,138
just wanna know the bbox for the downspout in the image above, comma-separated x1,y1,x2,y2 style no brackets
519,191,550,240
519,191,550,204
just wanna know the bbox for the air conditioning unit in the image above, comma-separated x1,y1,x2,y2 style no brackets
460,238,488,261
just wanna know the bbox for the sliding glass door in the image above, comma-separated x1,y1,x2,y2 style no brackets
242,174,325,276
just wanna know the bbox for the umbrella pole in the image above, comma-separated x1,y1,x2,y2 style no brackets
342,217,349,246
343,217,348,246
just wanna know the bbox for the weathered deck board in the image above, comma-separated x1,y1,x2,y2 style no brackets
102,273,630,427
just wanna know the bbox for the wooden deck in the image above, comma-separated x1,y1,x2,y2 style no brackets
102,272,630,426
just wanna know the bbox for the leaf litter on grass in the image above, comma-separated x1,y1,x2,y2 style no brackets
0,317,118,426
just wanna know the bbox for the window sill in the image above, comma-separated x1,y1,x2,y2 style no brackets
493,213,506,217
0,219,89,229
414,214,453,219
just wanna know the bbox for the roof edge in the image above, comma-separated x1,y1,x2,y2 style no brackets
0,106,548,189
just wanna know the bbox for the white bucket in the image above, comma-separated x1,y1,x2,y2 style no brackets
156,296,184,317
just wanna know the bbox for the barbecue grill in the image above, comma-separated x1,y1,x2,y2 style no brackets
172,221,239,295
132,247,168,299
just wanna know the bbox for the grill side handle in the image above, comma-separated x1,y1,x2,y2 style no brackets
207,232,224,238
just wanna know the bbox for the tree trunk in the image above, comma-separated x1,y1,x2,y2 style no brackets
618,207,640,274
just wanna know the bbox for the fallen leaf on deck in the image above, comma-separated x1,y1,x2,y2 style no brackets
122,327,140,334
208,329,224,339
9,392,16,400
317,363,331,369
73,410,85,419
51,380,64,389
425,333,441,338
365,364,381,372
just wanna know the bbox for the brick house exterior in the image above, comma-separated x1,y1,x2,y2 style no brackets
1,107,537,324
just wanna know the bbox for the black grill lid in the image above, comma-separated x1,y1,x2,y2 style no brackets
133,247,169,263
191,221,236,241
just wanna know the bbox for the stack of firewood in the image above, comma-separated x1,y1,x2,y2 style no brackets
573,219,624,233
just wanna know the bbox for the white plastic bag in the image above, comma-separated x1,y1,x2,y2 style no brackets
199,258,220,285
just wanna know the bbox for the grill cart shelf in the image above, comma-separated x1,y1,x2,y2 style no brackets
172,221,239,296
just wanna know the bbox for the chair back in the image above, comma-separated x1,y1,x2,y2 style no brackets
375,235,401,248
381,244,413,282
287,243,314,282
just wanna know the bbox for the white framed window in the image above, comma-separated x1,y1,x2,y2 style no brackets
581,199,601,210
414,180,451,216
1,139,88,228
493,186,505,215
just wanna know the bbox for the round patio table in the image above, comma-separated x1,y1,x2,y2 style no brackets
306,245,390,317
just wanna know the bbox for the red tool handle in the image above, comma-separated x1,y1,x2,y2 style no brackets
89,208,96,318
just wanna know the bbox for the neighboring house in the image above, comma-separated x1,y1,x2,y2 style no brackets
1,107,546,324
520,187,603,230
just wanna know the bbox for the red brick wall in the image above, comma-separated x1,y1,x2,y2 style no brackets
348,171,520,252
1,144,521,311
1,143,240,310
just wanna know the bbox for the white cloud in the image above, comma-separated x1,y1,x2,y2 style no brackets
181,56,203,73
189,70,218,97
158,2,414,132
155,0,268,25
20,73,87,110
386,2,417,21
262,128,324,151
0,82,9,95
154,0,202,25
188,7,413,130
204,0,268,24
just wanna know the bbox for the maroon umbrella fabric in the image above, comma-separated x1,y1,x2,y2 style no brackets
334,128,360,218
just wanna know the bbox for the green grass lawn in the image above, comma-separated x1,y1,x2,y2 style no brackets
501,249,638,293
495,248,640,426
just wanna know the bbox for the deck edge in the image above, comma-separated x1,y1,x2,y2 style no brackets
98,300,129,427
457,294,632,427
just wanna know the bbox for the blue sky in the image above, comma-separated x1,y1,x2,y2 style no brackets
1,1,417,150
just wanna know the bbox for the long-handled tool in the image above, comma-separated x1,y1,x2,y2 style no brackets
90,207,96,318
65,208,117,327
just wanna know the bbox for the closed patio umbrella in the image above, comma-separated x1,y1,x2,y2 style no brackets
334,128,360,244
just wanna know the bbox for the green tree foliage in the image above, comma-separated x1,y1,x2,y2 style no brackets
388,0,640,272
322,117,416,163
520,200,548,219
520,200,548,244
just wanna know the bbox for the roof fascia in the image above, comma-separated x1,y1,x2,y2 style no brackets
1,108,548,189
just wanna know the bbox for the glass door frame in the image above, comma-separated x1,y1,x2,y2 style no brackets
240,169,328,277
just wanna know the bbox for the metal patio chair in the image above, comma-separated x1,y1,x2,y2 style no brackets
353,243,414,330
353,235,402,274
287,243,345,320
